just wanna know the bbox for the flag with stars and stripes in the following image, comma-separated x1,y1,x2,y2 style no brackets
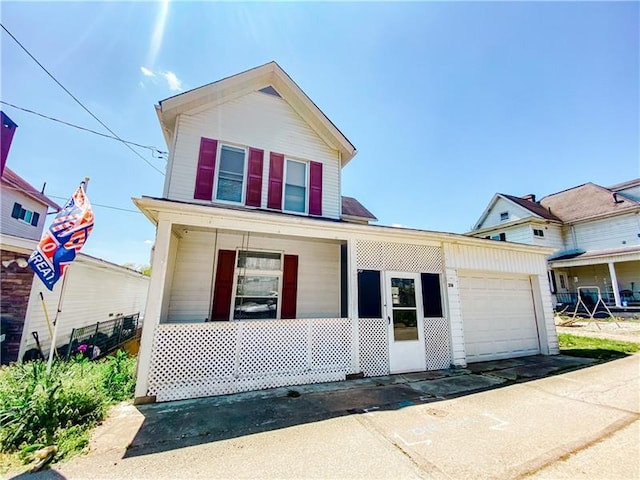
28,181,94,290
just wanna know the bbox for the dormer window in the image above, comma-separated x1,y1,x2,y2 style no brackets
215,145,246,203
533,228,544,238
11,202,40,227
500,211,509,221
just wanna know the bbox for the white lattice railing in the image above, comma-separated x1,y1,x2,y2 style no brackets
148,316,452,402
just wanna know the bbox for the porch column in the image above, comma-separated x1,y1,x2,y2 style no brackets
347,238,360,373
608,262,622,307
135,218,173,400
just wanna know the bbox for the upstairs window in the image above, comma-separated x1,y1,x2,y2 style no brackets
500,211,509,221
491,233,506,241
284,160,307,213
11,203,39,227
533,228,545,238
216,145,246,203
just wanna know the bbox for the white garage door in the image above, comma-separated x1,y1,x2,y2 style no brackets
460,274,540,363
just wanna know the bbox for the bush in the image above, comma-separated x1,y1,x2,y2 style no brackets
0,351,137,462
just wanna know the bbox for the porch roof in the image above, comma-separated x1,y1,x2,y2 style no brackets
549,245,640,268
132,196,554,256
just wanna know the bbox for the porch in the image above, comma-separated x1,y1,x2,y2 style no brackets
550,247,640,310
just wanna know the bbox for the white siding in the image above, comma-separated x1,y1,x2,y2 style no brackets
570,213,640,251
165,230,341,323
443,267,466,367
20,260,150,357
478,197,533,229
0,186,48,240
166,91,341,219
532,224,565,251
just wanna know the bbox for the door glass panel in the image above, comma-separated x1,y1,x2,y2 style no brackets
391,278,416,307
393,310,418,341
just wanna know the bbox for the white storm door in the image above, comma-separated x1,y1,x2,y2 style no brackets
385,272,426,374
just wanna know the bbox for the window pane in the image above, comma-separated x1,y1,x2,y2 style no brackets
216,146,245,202
391,278,416,307
393,310,418,341
286,160,306,187
237,251,281,270
24,210,32,223
284,184,306,212
236,275,279,297
234,297,277,320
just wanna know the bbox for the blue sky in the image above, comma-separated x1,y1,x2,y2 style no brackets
2,1,638,267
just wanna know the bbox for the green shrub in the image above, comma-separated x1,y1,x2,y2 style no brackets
0,350,137,462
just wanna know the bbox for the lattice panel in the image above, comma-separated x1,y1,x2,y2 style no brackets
311,318,353,373
147,319,355,402
356,241,443,273
358,318,389,377
148,323,238,401
423,317,451,370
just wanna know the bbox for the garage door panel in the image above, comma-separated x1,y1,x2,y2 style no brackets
460,274,540,363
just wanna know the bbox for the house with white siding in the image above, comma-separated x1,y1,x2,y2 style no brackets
0,111,150,364
134,62,559,403
469,180,640,310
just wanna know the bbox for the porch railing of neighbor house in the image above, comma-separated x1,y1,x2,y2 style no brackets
64,313,140,360
147,317,451,402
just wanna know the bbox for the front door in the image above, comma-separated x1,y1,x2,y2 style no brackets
385,272,426,373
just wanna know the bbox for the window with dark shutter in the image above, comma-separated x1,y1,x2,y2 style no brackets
211,250,236,321
309,161,322,216
194,137,218,200
11,202,21,219
357,270,382,318
267,152,284,210
31,212,40,227
420,273,443,317
281,255,299,319
245,148,264,207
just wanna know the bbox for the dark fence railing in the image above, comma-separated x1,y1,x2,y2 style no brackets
63,313,140,360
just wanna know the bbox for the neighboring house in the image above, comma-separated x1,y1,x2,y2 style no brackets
0,111,150,364
134,62,558,403
469,180,640,309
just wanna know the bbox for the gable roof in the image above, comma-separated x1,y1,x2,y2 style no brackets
609,178,640,192
501,194,562,221
1,167,60,210
341,196,377,221
156,61,357,166
539,182,640,223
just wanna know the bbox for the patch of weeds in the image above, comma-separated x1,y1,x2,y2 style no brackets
558,333,640,360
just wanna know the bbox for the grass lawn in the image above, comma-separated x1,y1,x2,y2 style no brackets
558,333,640,360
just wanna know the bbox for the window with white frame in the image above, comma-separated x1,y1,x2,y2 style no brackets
500,211,509,221
233,251,282,320
216,145,246,203
284,159,307,213
11,203,40,226
533,228,544,238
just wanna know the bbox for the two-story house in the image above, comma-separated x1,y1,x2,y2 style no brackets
133,62,560,403
0,111,150,364
469,180,640,310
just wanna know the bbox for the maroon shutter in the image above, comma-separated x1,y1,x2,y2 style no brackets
211,250,236,321
194,138,218,200
281,255,298,319
245,148,264,207
309,161,323,216
267,152,284,210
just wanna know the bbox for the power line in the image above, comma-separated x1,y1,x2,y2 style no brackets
2,183,142,214
0,101,167,157
0,23,165,176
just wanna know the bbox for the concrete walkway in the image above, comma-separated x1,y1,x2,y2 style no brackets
13,354,640,480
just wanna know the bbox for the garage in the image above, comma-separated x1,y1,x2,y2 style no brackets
459,273,541,363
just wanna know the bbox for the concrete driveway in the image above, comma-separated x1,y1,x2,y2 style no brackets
14,354,640,480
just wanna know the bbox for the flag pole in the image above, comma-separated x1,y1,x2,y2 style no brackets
46,177,90,374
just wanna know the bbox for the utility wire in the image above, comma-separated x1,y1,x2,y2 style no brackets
2,183,142,214
0,101,167,157
1,23,165,176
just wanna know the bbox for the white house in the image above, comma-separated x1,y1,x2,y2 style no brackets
134,62,559,403
0,111,150,364
469,181,640,309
